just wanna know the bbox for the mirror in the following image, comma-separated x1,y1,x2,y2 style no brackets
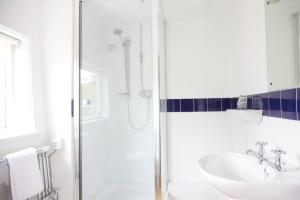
265,0,300,91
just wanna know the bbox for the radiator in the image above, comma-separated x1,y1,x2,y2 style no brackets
0,146,58,200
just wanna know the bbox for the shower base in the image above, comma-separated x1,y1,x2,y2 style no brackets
93,184,154,200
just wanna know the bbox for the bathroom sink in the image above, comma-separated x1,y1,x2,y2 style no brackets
198,153,300,200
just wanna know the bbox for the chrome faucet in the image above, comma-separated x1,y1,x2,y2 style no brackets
261,148,286,172
246,141,268,162
246,142,286,172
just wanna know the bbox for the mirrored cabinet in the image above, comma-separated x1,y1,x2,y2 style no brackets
265,0,300,91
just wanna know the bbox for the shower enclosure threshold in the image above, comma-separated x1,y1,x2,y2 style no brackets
92,183,154,200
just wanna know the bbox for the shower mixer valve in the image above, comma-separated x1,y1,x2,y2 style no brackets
118,92,131,98
140,90,152,98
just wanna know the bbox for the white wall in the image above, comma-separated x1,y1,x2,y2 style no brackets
166,19,231,98
166,3,300,200
166,0,268,188
0,0,75,199
166,0,268,99
0,0,49,156
232,116,300,167
43,0,75,199
0,8,49,199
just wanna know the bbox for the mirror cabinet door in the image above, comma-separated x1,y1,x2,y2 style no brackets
266,0,300,91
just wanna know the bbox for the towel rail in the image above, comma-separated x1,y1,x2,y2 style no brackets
0,145,55,167
0,145,58,200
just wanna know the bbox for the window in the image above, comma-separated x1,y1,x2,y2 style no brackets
81,63,109,121
0,40,9,128
0,25,35,138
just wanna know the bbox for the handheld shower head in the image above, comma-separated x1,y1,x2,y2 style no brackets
266,0,280,5
113,28,130,46
113,28,123,36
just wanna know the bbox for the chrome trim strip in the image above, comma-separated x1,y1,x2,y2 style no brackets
79,1,83,199
152,0,162,199
73,0,81,199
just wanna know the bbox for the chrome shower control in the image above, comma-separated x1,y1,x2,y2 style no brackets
237,95,248,110
140,90,152,98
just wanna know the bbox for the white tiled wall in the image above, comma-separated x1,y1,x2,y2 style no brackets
165,0,300,199
168,112,234,183
81,2,154,199
233,116,300,158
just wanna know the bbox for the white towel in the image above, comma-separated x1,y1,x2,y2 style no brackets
5,148,43,200
0,161,10,185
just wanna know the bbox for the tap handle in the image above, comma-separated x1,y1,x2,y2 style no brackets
271,148,287,155
256,141,268,146
255,141,268,156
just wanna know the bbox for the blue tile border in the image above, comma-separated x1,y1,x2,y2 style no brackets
208,98,222,111
297,88,300,120
269,91,281,118
194,99,207,112
281,89,297,120
221,98,231,111
167,99,180,112
181,99,194,112
163,86,300,122
165,97,237,113
261,93,270,117
230,98,238,109
247,95,253,109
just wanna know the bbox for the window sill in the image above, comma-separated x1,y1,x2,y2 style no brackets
0,130,42,141
82,118,107,125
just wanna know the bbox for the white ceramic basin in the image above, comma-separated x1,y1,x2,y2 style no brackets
198,153,300,200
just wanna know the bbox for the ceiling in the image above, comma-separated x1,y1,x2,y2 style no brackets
161,0,264,21
83,0,265,23
83,0,152,25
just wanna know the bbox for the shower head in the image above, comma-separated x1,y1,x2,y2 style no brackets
113,28,123,36
266,0,280,5
113,28,130,46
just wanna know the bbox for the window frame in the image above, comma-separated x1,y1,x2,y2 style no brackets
0,43,8,129
0,30,18,130
0,25,36,139
81,62,109,122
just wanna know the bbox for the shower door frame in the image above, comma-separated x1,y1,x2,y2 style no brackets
72,0,165,200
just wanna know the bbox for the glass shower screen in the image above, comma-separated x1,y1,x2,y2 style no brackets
79,0,167,200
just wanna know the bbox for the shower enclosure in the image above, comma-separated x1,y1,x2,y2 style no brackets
74,0,167,199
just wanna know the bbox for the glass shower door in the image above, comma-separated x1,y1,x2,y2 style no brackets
79,0,167,200
79,0,158,200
